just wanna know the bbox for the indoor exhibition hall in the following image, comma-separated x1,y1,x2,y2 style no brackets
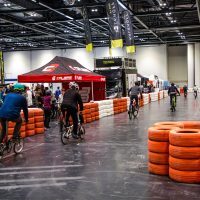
0,0,200,199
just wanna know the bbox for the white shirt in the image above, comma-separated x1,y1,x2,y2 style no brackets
26,90,33,106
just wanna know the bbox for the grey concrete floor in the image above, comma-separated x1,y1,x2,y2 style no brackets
0,94,200,200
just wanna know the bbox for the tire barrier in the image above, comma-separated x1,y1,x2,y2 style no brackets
148,122,200,184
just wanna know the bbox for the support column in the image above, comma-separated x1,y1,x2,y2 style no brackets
195,43,200,87
187,44,195,88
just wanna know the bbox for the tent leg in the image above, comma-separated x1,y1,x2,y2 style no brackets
91,81,94,101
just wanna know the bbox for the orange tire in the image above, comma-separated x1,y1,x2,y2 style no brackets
86,118,92,123
91,113,96,117
148,140,169,153
154,122,184,128
83,109,90,115
180,121,200,129
26,130,35,136
21,110,34,118
91,117,95,121
84,103,91,109
32,108,44,116
27,117,34,124
35,127,44,134
35,122,44,128
8,128,14,135
95,116,99,120
169,145,200,159
86,114,91,118
148,151,169,165
26,124,35,130
20,131,26,138
169,156,200,171
8,122,15,128
91,108,95,112
20,125,25,132
148,126,178,142
148,162,169,176
35,116,44,123
169,167,200,184
169,129,200,147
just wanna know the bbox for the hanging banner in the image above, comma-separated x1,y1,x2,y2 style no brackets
0,51,4,84
106,0,123,48
123,10,135,53
82,6,93,52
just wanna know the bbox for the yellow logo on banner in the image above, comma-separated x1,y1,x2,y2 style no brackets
126,45,136,53
111,39,123,48
86,43,93,52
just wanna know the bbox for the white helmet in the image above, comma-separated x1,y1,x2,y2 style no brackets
69,82,79,90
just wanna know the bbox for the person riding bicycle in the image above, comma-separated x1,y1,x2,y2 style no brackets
61,82,83,139
0,83,28,144
168,83,180,107
183,85,188,97
128,81,142,113
193,85,198,99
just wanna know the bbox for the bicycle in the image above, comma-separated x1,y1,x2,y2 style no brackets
60,112,85,144
128,98,139,119
0,121,24,160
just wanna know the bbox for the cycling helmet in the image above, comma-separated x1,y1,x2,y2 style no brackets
13,83,25,91
69,82,79,90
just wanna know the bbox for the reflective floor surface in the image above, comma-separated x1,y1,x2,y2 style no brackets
0,94,200,200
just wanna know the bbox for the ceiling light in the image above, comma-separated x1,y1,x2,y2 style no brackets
21,31,26,34
165,12,172,16
170,20,176,23
4,3,11,7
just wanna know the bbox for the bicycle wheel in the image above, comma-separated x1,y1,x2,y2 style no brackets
61,128,70,145
0,143,5,160
13,139,24,154
79,126,85,140
133,107,139,118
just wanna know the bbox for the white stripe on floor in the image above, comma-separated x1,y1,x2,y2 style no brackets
0,176,85,183
0,182,66,190
0,169,66,175
0,164,83,171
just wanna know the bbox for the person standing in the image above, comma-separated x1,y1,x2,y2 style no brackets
193,85,198,99
43,91,52,129
54,87,61,101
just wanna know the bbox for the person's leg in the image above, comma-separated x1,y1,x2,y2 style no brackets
65,108,70,127
129,96,133,111
12,117,22,139
170,95,172,105
46,109,51,128
70,107,78,137
0,119,7,143
44,109,48,128
134,95,139,108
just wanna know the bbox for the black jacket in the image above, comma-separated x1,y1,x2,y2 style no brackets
62,89,83,111
168,86,180,95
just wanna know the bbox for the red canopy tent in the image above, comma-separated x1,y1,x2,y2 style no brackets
18,56,106,101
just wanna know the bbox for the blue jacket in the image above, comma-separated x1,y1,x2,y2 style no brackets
0,93,28,121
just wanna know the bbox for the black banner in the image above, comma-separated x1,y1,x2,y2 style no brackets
123,11,134,46
106,0,123,48
95,58,122,68
82,6,93,52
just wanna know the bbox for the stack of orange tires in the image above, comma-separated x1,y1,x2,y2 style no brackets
32,108,44,134
113,99,120,114
90,103,99,122
83,103,92,123
169,129,200,183
148,122,184,175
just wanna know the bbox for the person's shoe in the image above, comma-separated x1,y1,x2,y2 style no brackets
72,133,79,139
46,126,51,129
128,110,130,114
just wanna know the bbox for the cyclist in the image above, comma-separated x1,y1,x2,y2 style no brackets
61,82,83,139
168,83,180,108
128,81,142,113
0,83,28,143
183,85,188,97
193,85,198,99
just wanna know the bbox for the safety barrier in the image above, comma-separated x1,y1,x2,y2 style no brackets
148,121,200,184
82,90,168,123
